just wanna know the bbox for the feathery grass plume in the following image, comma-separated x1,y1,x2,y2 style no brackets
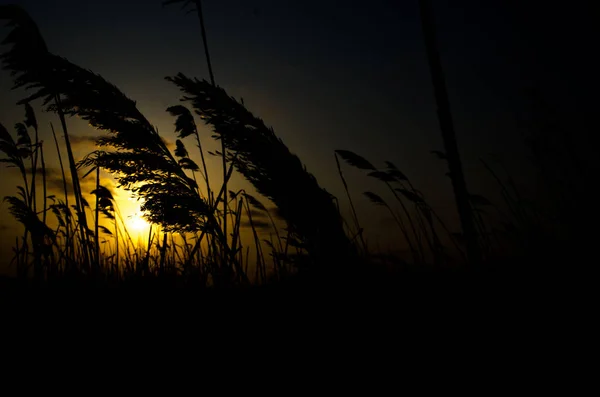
164,0,226,256
1,121,36,275
384,161,409,181
14,122,31,148
167,106,197,140
3,195,54,256
368,170,397,183
364,191,386,206
166,105,212,200
174,139,189,158
1,4,95,268
50,203,66,227
91,185,114,204
339,151,423,261
0,4,48,81
168,108,203,155
0,44,213,233
24,102,37,130
3,196,47,235
243,192,267,212
335,150,377,171
167,73,356,267
23,51,211,235
0,122,28,191
395,188,425,205
98,226,113,236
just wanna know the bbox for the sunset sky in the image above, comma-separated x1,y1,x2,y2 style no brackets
0,0,596,274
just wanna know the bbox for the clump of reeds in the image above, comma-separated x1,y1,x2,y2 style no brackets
165,73,357,269
1,4,360,286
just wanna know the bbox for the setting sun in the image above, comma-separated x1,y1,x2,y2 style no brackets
128,213,149,233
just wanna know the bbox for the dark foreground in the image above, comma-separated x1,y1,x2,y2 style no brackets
0,258,574,297
0,260,587,338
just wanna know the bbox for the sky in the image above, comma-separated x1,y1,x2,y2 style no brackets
0,0,597,274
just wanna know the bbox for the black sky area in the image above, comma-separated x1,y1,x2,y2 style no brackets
3,1,595,146
0,0,597,237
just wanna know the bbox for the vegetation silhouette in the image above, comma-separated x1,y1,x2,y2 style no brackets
0,2,591,290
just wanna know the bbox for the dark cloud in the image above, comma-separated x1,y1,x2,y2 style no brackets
242,220,271,230
162,138,176,151
24,166,61,177
45,174,73,195
247,209,267,220
4,165,109,196
269,207,285,221
68,134,101,148
4,165,63,185
67,134,177,154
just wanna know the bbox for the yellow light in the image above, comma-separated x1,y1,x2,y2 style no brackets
128,213,149,232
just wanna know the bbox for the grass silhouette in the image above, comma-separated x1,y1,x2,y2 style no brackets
0,3,590,289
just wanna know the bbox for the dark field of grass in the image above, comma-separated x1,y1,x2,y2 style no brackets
0,2,594,291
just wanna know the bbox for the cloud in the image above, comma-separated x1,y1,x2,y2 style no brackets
3,165,110,196
247,209,268,220
69,134,176,150
66,133,176,151
68,134,101,148
24,166,60,177
242,220,271,230
268,207,286,221
162,137,176,150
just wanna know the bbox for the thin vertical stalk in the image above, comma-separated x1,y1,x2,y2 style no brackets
418,0,480,267
30,125,39,214
114,215,119,275
40,142,47,225
30,125,41,280
383,181,424,262
194,0,216,86
143,225,154,275
194,130,211,205
54,94,92,269
244,200,265,282
159,231,168,275
194,0,227,265
50,123,71,263
334,153,367,252
94,166,100,272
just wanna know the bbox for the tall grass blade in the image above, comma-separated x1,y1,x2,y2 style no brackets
419,0,481,266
